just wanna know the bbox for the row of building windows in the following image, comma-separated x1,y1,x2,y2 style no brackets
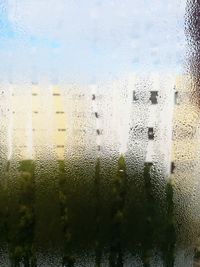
39,127,156,139
11,93,61,97
12,90,180,106
130,127,155,140
133,91,158,104
30,128,103,134
32,93,61,96
32,128,66,131
17,145,65,149
15,127,156,139
12,111,101,118
12,111,65,114
133,90,179,105
13,110,101,118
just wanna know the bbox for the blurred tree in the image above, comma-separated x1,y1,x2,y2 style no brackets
58,160,75,267
162,178,176,267
8,160,36,267
109,155,127,267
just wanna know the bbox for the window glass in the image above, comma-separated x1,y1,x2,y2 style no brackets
0,1,200,266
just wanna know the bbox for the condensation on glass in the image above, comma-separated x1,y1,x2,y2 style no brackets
0,0,199,266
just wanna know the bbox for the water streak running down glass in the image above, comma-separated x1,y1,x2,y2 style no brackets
0,0,199,266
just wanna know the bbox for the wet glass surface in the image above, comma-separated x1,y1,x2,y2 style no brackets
0,0,200,266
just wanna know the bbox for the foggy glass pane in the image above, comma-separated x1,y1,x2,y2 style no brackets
0,0,199,266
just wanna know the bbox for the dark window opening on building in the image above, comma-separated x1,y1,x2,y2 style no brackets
32,93,38,96
33,111,38,114
150,91,158,104
175,91,179,105
171,162,175,174
95,112,99,118
96,129,103,135
92,94,96,100
133,90,138,101
53,93,60,96
148,127,154,140
56,111,65,114
58,129,66,131
57,145,64,148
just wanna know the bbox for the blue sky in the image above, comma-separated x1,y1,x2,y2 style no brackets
0,0,187,83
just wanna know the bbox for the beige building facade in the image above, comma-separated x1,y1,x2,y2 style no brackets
5,74,198,179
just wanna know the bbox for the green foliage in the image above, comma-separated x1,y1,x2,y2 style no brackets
7,163,36,266
109,155,127,267
162,178,176,267
194,247,200,259
94,158,102,267
141,163,156,267
58,161,75,267
0,158,179,266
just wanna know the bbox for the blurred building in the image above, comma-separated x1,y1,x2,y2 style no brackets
5,74,195,178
